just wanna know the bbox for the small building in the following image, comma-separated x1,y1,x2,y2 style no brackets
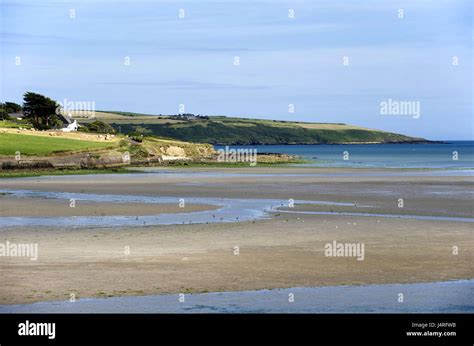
58,113,79,132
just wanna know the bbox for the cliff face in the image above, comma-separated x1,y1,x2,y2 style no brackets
140,137,215,161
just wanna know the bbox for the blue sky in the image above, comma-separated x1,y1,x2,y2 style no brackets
1,0,472,140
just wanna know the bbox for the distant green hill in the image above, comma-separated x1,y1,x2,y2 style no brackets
76,112,429,145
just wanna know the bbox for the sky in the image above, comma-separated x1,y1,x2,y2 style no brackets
1,0,472,140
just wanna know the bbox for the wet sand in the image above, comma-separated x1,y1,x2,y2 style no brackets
0,196,217,217
0,167,473,305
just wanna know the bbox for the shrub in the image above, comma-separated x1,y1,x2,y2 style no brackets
127,131,144,143
83,120,116,134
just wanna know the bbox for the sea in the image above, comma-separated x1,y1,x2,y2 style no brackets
215,141,474,169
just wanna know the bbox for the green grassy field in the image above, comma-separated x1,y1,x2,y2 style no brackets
0,133,115,156
70,111,185,124
0,120,32,129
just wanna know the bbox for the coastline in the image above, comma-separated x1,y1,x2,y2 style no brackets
1,162,473,179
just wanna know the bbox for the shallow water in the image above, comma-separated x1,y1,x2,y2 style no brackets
1,189,473,228
278,210,474,223
1,280,472,313
14,168,474,181
110,168,474,178
0,190,357,228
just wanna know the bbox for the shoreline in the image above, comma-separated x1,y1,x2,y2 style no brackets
1,165,473,179
2,279,472,313
0,166,472,305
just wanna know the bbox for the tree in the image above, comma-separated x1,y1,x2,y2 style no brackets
0,105,10,120
4,102,22,113
22,92,60,130
0,101,23,120
81,120,116,134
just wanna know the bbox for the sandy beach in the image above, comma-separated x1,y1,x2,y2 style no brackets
0,167,473,305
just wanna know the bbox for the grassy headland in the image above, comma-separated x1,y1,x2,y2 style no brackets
77,112,428,145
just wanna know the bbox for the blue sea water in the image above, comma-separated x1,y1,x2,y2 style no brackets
215,141,474,169
1,280,472,313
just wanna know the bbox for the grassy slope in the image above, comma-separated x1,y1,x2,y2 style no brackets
0,120,32,129
0,132,115,156
0,128,213,162
91,112,424,145
71,111,185,124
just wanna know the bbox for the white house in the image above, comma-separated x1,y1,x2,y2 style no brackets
58,113,79,132
61,119,79,132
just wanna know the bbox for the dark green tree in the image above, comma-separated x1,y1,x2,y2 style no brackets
84,120,116,134
0,101,24,120
4,102,22,113
22,92,60,130
0,105,10,120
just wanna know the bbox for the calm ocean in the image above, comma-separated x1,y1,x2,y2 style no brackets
216,141,474,169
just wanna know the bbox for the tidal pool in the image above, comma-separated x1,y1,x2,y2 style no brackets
0,189,356,228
